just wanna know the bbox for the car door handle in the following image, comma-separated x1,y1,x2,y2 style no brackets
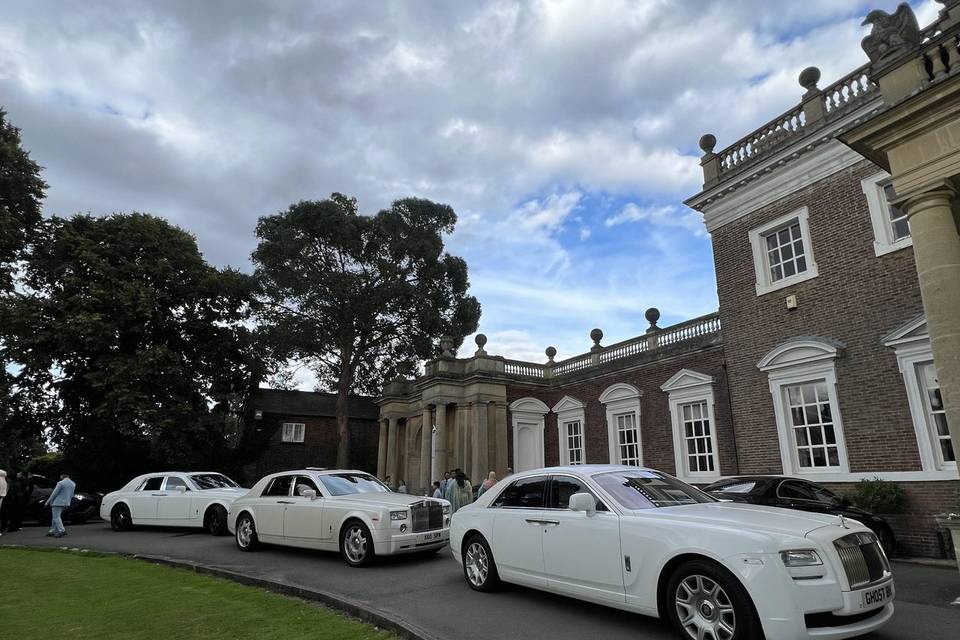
276,500,294,504
525,518,560,526
152,493,167,497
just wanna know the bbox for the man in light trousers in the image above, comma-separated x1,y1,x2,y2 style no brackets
46,473,75,538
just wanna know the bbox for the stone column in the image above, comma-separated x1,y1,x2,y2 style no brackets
434,403,448,482
494,402,509,478
377,418,388,479
471,401,489,483
420,407,432,492
461,405,472,474
904,188,960,465
386,416,399,486
449,404,460,470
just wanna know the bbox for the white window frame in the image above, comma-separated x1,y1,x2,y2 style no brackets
564,419,585,465
598,383,642,466
661,369,720,482
281,422,305,443
861,172,912,256
884,316,956,473
552,396,586,465
758,339,850,476
509,397,547,472
748,207,819,296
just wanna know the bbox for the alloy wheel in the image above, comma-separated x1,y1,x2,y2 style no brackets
237,517,254,548
465,541,489,587
675,574,736,640
344,525,368,564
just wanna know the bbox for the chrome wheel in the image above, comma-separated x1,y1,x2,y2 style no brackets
675,574,736,640
111,505,130,531
343,525,369,564
237,517,254,548
465,541,489,587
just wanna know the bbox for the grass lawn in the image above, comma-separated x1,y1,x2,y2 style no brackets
0,548,399,640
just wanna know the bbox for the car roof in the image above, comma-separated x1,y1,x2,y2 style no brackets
267,469,369,477
513,464,664,477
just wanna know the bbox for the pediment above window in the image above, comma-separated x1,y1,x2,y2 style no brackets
509,397,549,416
882,314,927,348
757,337,843,372
660,369,714,392
598,383,641,404
552,395,585,413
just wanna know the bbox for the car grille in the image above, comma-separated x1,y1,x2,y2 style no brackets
410,501,444,533
833,532,890,589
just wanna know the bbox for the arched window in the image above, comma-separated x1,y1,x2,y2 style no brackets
599,383,642,466
661,369,719,481
552,396,586,465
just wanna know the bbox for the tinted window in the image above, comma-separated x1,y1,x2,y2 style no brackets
190,473,239,489
549,476,607,511
493,476,547,508
710,481,756,494
320,473,389,496
263,476,294,497
778,481,818,501
294,476,321,497
141,477,163,491
164,476,188,492
593,471,716,509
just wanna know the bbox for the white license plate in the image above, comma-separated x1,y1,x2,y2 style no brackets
859,583,893,610
419,531,442,543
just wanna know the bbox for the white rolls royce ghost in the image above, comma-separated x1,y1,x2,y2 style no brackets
227,468,451,566
450,465,894,640
100,471,247,535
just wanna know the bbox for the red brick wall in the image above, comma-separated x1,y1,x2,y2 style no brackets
505,346,735,475
711,160,927,474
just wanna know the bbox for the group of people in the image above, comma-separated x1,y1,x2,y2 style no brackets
381,467,514,515
0,470,75,538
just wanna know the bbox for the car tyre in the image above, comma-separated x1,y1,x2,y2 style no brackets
235,513,259,551
340,521,374,567
205,505,228,536
110,504,133,532
666,559,761,640
463,535,500,592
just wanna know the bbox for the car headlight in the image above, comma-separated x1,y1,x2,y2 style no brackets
780,549,822,567
390,510,407,521
442,505,451,515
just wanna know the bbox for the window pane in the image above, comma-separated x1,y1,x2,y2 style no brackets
494,476,547,508
142,477,163,491
796,255,807,272
264,476,294,497
165,477,188,491
786,382,840,469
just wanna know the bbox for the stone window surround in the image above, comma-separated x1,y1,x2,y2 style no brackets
661,369,720,482
598,383,642,466
748,206,819,296
509,397,547,470
281,422,306,443
860,171,913,256
552,395,587,466
757,339,851,477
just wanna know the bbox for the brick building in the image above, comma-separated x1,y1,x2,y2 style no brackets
243,389,380,481
376,5,960,558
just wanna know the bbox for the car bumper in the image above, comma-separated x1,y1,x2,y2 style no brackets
372,527,450,555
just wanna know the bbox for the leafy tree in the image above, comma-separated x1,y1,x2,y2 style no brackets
0,213,261,489
0,107,46,291
253,194,481,468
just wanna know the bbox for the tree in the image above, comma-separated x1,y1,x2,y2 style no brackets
253,194,481,468
0,213,261,489
0,107,46,291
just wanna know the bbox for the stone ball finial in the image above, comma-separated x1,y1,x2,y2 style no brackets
698,134,717,155
645,307,661,328
590,328,603,346
475,333,487,348
799,66,821,92
545,346,557,361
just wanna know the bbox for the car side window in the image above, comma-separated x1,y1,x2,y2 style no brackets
140,477,163,491
263,476,294,497
778,480,817,501
294,476,321,497
492,476,547,508
548,476,608,511
164,476,188,492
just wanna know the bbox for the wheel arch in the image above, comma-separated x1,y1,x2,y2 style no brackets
655,552,754,622
233,507,256,530
460,529,487,557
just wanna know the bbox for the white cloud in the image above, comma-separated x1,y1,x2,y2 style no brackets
605,202,706,237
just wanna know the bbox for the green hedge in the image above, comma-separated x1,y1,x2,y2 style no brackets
847,477,906,514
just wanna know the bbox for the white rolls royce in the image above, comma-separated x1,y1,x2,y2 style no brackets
100,471,247,535
451,465,894,640
227,468,451,566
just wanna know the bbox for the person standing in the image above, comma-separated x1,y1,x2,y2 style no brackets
443,469,473,514
0,470,7,536
397,480,407,494
438,470,452,497
46,473,75,538
430,481,442,498
384,475,393,491
6,472,25,532
477,471,497,497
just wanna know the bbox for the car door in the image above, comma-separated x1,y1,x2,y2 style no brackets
282,476,326,547
156,476,192,521
540,474,625,605
129,476,164,522
777,480,830,514
490,475,548,585
257,475,295,540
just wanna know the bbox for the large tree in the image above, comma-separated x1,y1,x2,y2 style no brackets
253,194,481,468
0,213,261,488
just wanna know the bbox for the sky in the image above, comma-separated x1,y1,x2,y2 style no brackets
0,0,940,385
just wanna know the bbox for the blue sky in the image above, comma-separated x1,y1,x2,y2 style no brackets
0,0,939,385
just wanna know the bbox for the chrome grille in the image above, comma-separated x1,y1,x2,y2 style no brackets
834,532,889,588
410,501,444,533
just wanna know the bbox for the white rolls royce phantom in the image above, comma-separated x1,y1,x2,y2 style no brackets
227,468,451,566
100,471,247,535
451,465,894,640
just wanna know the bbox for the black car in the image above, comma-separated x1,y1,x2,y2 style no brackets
703,476,897,555
23,475,103,525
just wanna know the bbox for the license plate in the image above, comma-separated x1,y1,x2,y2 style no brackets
859,583,893,609
419,531,442,543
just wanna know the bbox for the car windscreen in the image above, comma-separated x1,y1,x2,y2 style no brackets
319,473,389,496
704,479,757,494
189,474,239,490
592,471,717,509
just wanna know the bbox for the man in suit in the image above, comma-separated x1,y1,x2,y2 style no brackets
46,473,76,538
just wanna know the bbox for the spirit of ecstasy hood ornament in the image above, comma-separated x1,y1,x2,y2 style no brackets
838,514,849,529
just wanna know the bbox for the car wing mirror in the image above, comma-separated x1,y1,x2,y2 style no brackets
569,492,596,515
300,488,318,500
175,486,187,493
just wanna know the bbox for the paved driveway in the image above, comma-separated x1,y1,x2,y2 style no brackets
4,521,959,640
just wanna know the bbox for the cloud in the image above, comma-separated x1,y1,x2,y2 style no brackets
605,203,707,237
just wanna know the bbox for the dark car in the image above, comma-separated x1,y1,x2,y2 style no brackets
23,475,103,525
703,476,897,555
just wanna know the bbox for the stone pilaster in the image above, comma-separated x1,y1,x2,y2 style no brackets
471,401,489,483
419,413,431,493
386,416,399,486
494,402,509,478
377,418,388,479
435,403,448,480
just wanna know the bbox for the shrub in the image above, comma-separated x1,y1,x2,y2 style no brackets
847,477,906,514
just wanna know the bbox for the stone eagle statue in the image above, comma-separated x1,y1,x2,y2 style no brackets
861,3,922,63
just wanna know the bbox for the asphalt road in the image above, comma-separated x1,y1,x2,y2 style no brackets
3,521,960,640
